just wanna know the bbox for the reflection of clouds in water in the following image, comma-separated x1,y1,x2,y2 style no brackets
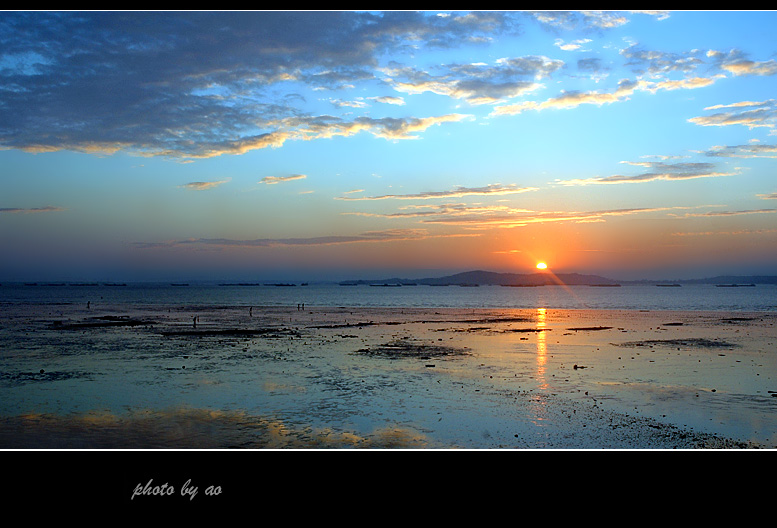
0,408,432,449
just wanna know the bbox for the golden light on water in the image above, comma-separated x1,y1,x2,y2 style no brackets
530,307,550,424
536,307,547,368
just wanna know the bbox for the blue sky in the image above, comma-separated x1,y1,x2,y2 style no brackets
1,10,776,281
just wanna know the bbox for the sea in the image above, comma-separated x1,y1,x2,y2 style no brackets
1,281,775,312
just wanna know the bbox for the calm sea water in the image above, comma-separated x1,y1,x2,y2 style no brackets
1,282,775,312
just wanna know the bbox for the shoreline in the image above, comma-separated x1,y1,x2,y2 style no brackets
1,304,775,449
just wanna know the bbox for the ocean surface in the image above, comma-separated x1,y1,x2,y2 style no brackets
1,281,775,312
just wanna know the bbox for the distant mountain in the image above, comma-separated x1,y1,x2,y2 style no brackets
339,269,621,286
339,270,777,287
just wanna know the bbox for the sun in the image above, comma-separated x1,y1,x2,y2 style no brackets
536,262,548,270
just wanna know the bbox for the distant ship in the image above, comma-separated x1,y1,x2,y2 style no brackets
715,284,756,287
656,284,682,287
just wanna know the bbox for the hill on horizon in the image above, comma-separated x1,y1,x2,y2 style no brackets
339,270,777,286
340,269,620,286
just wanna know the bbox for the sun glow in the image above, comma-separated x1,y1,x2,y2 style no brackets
536,262,548,270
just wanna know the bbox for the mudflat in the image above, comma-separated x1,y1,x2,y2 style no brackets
1,303,775,448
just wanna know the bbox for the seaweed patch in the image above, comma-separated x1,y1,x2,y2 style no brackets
354,339,470,360
613,338,737,349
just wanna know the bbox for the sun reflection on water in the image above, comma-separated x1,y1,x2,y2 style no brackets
529,307,551,425
536,307,547,375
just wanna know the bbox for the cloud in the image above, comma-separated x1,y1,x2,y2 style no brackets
413,205,704,229
345,202,711,230
276,114,473,143
0,11,516,159
370,96,406,105
139,113,472,159
721,60,777,76
134,228,476,249
707,49,777,77
329,98,369,109
342,202,528,219
490,42,746,119
381,56,561,106
689,100,777,129
544,79,641,109
757,192,777,200
491,78,644,116
581,11,629,28
335,183,537,201
621,46,705,75
554,38,591,51
260,174,307,185
629,11,671,21
491,71,723,117
554,161,737,186
0,206,65,214
672,228,777,237
642,76,721,92
178,179,230,190
678,208,777,218
358,114,473,140
704,143,777,159
529,10,631,29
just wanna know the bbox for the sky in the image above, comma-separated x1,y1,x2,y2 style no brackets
1,10,777,282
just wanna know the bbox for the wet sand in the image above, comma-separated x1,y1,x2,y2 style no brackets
1,302,776,448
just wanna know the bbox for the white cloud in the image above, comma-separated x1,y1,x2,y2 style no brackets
554,161,737,186
689,100,777,129
179,179,230,190
370,96,406,106
554,38,592,51
260,174,307,185
335,184,537,201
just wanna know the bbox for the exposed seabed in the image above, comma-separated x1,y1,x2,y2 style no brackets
2,303,776,449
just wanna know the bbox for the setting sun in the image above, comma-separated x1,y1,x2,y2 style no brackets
536,262,548,270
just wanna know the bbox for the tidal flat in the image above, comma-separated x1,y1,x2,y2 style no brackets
1,302,776,449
